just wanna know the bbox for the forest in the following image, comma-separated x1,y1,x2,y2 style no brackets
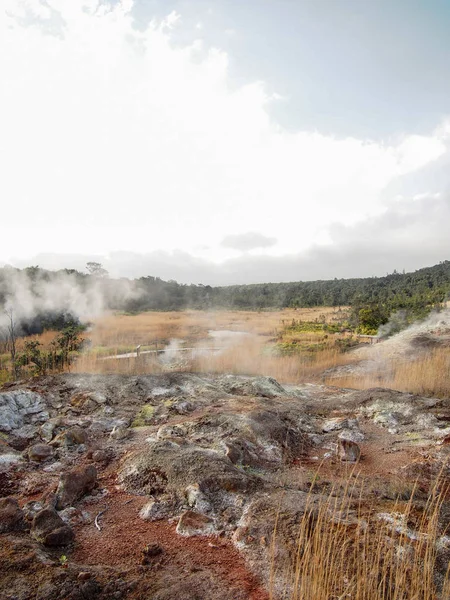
0,260,449,335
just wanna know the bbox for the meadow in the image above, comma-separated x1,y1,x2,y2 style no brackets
2,307,450,398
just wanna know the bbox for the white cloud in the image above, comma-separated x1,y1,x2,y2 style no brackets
1,0,448,268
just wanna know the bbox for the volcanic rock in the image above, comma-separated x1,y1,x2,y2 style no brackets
28,443,54,462
0,390,49,433
55,464,97,509
31,508,74,546
176,510,215,536
337,438,361,462
0,497,24,533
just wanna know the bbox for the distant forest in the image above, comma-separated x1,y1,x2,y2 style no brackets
0,260,449,335
126,260,450,314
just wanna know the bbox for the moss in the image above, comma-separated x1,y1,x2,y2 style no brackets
132,404,156,427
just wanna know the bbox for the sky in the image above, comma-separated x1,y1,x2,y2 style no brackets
1,0,450,285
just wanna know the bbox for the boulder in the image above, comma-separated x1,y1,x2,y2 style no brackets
337,439,361,462
0,497,24,533
31,508,74,546
56,464,97,509
28,443,54,462
51,425,87,447
0,391,49,433
0,453,24,471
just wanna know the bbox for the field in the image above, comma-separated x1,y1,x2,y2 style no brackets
2,307,450,398
72,307,355,381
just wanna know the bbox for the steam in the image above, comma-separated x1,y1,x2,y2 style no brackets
0,267,140,335
361,308,450,364
376,310,408,339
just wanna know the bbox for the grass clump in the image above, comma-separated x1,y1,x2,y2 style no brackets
269,473,450,600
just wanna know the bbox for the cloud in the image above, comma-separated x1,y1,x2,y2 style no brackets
221,231,277,251
8,191,450,286
1,0,449,269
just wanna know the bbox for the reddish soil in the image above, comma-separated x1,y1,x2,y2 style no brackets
72,472,270,600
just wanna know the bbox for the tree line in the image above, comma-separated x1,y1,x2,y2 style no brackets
0,260,449,335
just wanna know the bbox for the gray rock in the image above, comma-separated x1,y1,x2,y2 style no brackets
139,500,172,521
56,464,97,509
176,510,215,536
0,390,49,433
31,508,74,546
0,452,24,471
338,429,365,443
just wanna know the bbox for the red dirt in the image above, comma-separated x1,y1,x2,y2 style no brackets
72,473,270,600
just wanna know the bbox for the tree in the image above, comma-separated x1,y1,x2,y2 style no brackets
86,262,108,278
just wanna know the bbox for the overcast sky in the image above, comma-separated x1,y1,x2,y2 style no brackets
2,0,450,284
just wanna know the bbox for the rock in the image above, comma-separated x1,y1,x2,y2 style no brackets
0,391,49,433
110,425,129,440
141,542,164,565
322,418,351,432
31,508,74,546
139,500,172,521
56,464,97,509
337,439,361,463
0,452,24,471
28,443,54,462
176,510,215,536
0,497,24,533
338,429,365,443
51,425,87,447
91,447,115,464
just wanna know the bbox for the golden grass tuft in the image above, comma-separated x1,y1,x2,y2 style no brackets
270,472,450,600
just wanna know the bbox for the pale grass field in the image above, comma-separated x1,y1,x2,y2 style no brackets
71,309,450,396
86,307,343,347
328,347,450,398
72,308,353,382
12,308,450,397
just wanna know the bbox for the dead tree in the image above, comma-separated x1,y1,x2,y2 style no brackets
4,308,19,380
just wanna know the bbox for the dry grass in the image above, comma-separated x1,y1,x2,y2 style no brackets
328,347,450,398
270,472,450,600
72,308,353,382
86,307,343,348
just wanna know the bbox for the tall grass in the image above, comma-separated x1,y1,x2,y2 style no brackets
328,347,450,398
270,473,450,600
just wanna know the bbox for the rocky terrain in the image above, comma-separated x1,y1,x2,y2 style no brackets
1,372,449,599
